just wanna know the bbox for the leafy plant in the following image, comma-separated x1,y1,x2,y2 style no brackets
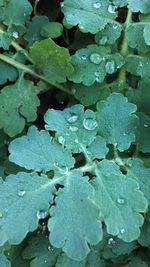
0,0,150,266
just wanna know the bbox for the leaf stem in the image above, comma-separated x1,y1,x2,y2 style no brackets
0,53,72,95
118,9,132,92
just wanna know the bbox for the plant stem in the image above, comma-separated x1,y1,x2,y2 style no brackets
0,53,72,95
118,9,132,92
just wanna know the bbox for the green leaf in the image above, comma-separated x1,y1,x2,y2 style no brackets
129,256,148,267
128,0,150,14
126,55,150,79
29,38,74,83
23,234,60,267
0,247,10,267
138,213,150,247
88,136,109,159
24,16,49,45
61,0,117,34
48,171,102,261
95,22,122,46
96,93,138,151
92,160,147,242
44,104,98,153
0,78,40,137
9,126,75,172
136,112,150,153
0,172,55,246
10,244,30,267
56,253,86,267
0,60,18,85
40,22,63,39
126,158,150,204
0,30,11,50
68,45,124,86
71,83,111,106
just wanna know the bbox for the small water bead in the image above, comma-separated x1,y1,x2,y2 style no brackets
108,237,115,246
72,88,76,94
12,31,19,39
90,53,102,65
58,136,65,146
48,246,51,251
0,212,3,218
81,55,87,60
18,190,26,197
69,126,78,132
105,60,115,74
108,4,116,14
80,25,84,30
99,36,107,45
139,61,143,67
117,198,125,204
60,2,64,8
37,210,47,220
144,124,148,127
113,23,118,29
93,2,101,9
83,118,98,131
120,228,126,234
67,114,78,123
59,167,69,175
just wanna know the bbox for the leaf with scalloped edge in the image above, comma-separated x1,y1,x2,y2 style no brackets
91,160,147,242
0,79,40,137
95,22,122,46
136,112,150,153
61,0,117,34
96,93,138,151
9,126,75,172
128,0,150,14
0,247,10,267
29,38,74,83
0,60,18,85
0,172,55,246
48,171,102,261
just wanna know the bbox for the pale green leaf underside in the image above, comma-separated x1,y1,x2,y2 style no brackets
48,171,102,261
92,160,147,242
0,172,55,246
9,126,75,172
96,93,138,151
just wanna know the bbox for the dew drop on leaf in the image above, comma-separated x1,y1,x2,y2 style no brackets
108,4,116,13
144,124,148,127
139,61,143,67
108,237,115,246
93,2,101,9
67,114,78,123
12,32,19,39
117,198,125,204
83,118,98,131
105,60,115,74
80,25,84,30
37,210,48,220
58,136,65,145
48,246,51,251
81,55,87,60
120,228,125,234
18,190,26,197
99,36,107,45
69,126,78,132
60,2,64,8
72,88,76,94
90,53,102,65
0,212,3,218
59,167,69,175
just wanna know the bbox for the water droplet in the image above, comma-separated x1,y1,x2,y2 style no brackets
123,133,126,136
105,60,115,74
58,136,65,146
108,4,116,13
108,237,115,245
93,2,101,9
12,31,19,39
48,246,51,251
117,198,125,204
37,210,47,220
18,190,26,197
67,114,78,123
0,212,3,218
113,23,118,29
59,167,69,175
83,118,98,131
60,2,64,8
80,25,84,30
69,126,78,132
81,55,87,60
23,13,26,16
139,61,143,67
75,139,78,143
120,228,125,234
90,53,102,65
72,88,76,94
144,124,148,127
99,36,107,45
44,260,47,263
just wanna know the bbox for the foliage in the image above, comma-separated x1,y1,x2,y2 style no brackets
0,0,150,266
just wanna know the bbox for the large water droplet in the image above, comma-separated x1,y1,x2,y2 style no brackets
99,36,107,45
37,210,47,220
108,4,116,13
69,126,78,132
58,136,65,146
18,190,26,197
120,228,125,234
108,237,115,246
105,60,115,74
81,55,87,60
12,31,19,39
93,2,101,9
117,198,125,204
94,71,101,82
83,118,98,131
90,53,102,64
0,212,3,218
67,114,78,123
